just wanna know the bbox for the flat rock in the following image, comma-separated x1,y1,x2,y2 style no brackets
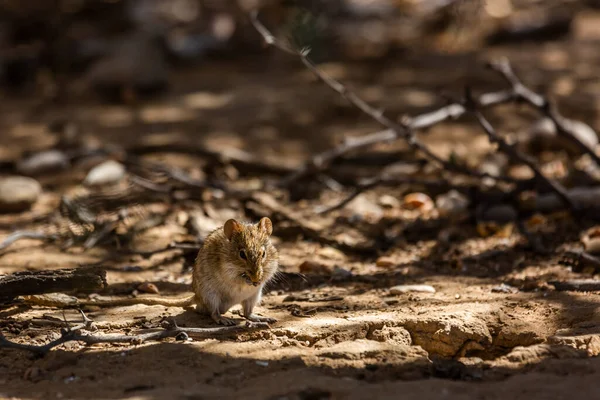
436,190,470,216
401,310,493,357
378,194,400,208
376,256,396,268
368,325,412,346
316,339,424,361
84,160,126,186
0,176,42,212
390,284,436,294
345,194,384,220
298,260,333,275
17,150,69,175
501,343,586,363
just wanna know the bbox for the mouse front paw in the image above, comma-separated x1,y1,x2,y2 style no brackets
244,314,277,324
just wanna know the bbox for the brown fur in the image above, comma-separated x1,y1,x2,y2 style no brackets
25,218,279,326
192,217,278,325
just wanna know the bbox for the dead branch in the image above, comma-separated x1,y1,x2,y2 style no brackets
249,11,518,189
0,267,107,300
311,88,517,183
316,175,461,214
0,231,56,252
478,186,600,217
0,312,269,356
247,192,376,254
487,58,600,167
123,156,225,192
465,88,577,211
549,279,600,292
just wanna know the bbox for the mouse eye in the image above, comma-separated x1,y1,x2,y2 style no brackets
239,250,247,260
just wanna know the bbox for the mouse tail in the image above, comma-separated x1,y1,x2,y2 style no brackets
23,293,197,308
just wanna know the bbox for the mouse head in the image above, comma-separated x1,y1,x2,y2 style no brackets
224,217,273,286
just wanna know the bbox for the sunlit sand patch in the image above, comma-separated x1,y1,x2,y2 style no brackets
140,105,196,124
183,91,233,110
89,106,134,128
10,123,49,139
142,132,188,146
203,131,244,149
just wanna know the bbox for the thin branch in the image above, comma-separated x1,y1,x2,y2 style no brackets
0,267,106,299
82,240,202,269
465,88,577,212
249,11,518,188
316,175,460,214
487,57,600,167
286,89,516,186
0,231,56,252
549,279,600,292
0,314,269,356
247,192,376,254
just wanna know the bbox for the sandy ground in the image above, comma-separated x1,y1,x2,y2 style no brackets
2,14,600,399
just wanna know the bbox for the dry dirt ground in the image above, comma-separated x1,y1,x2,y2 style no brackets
2,14,600,399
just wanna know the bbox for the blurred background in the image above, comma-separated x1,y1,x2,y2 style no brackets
1,0,598,166
4,4,600,395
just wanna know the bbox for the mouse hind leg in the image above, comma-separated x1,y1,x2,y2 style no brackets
196,291,238,326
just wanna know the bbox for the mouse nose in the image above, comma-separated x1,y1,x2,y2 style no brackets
248,271,261,286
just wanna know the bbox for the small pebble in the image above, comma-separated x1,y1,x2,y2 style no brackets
0,176,42,212
376,256,396,268
84,160,126,186
389,284,436,294
299,260,333,275
17,150,69,175
123,266,143,272
378,194,400,208
137,282,160,294
332,266,352,279
436,190,470,216
581,227,600,254
403,192,434,212
317,246,345,260
491,283,518,293
346,194,384,220
255,360,269,367
477,204,518,223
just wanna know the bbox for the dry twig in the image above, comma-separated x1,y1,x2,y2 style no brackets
487,58,600,167
316,175,459,214
0,231,56,252
465,88,577,211
0,311,269,356
0,267,106,299
249,11,516,189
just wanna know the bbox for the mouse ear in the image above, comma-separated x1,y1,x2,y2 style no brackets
224,219,242,240
258,217,273,236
